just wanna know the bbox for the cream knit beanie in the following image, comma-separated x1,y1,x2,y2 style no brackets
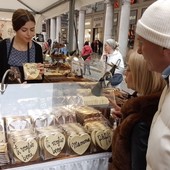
136,0,170,48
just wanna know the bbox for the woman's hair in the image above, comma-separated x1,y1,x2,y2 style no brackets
12,9,35,31
84,41,89,46
47,39,52,47
127,50,166,95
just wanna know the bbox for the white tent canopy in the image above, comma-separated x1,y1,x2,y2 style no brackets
0,0,68,16
0,0,102,40
0,0,102,20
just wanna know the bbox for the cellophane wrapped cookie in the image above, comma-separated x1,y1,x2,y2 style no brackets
51,106,77,125
36,126,66,161
29,112,56,128
71,106,103,125
0,118,10,166
4,115,32,135
8,130,40,164
61,123,91,156
4,116,40,164
23,63,42,80
84,120,113,153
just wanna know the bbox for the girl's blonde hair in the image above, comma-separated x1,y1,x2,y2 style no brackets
127,50,166,95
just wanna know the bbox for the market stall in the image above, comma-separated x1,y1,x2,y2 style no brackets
0,82,112,170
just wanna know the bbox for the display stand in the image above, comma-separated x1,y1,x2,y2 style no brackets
4,152,111,170
0,82,111,170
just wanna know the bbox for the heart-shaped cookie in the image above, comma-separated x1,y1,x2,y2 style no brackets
13,139,38,162
43,133,65,156
24,63,40,80
0,131,5,143
69,133,91,155
91,129,98,146
95,129,112,150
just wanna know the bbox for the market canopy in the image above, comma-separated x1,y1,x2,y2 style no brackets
0,0,68,14
0,0,101,20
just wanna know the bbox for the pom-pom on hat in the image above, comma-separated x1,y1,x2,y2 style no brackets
105,39,119,50
136,0,170,49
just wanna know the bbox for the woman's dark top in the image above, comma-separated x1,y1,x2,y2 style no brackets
0,38,43,83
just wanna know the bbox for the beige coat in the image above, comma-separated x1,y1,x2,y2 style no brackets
146,81,170,170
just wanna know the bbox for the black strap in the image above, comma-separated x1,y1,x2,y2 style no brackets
7,37,14,61
105,55,108,63
7,37,30,63
165,76,169,85
27,42,30,62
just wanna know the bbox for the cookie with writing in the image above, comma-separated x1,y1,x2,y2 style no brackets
43,133,65,156
13,139,38,162
95,129,112,150
23,63,41,80
69,133,91,155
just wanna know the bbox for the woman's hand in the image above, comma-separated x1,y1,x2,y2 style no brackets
37,63,44,75
103,90,122,118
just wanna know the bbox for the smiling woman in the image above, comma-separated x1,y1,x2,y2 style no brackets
0,8,44,84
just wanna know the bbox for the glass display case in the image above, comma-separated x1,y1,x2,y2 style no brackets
0,82,110,117
0,82,112,170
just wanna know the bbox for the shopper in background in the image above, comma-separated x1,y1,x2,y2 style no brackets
60,44,68,56
81,41,93,75
0,8,43,83
136,0,170,169
105,50,166,170
100,39,124,88
42,38,52,55
91,39,103,55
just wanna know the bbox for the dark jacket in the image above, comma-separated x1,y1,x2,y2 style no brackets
111,92,161,170
0,39,43,83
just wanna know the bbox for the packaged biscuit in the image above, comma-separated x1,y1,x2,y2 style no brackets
8,131,40,164
37,126,66,160
61,123,91,156
23,63,42,80
84,120,113,153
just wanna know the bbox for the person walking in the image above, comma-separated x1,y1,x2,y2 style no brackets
136,1,170,169
42,38,52,55
81,41,93,75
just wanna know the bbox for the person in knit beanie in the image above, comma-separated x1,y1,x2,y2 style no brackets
136,0,170,169
100,39,124,88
